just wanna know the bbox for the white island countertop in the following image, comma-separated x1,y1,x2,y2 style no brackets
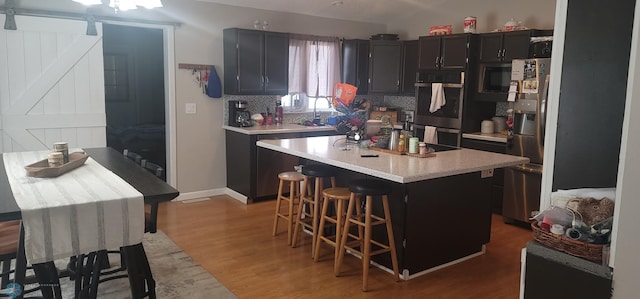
223,124,337,135
257,135,528,183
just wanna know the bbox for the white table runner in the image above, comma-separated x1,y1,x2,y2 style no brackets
3,150,144,264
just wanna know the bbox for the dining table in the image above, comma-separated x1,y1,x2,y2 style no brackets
0,147,179,299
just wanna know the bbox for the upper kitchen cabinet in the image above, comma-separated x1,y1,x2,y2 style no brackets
479,30,534,63
401,40,419,94
342,39,369,95
368,40,403,94
223,28,289,95
418,34,470,71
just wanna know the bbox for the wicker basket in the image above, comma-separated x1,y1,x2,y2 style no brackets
531,221,604,262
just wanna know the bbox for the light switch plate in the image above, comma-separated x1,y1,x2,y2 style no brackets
185,103,197,114
481,169,494,178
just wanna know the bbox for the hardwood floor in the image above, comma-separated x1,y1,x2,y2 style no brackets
157,195,532,298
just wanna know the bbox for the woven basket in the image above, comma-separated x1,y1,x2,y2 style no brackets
531,221,604,262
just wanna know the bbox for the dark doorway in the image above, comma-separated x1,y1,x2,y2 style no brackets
103,24,166,181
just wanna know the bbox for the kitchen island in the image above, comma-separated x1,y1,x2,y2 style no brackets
257,135,528,279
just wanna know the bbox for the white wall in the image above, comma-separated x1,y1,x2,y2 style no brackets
611,1,640,297
387,0,557,39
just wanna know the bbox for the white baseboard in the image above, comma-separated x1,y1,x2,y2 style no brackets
173,188,248,204
224,188,248,204
399,245,486,280
174,188,226,202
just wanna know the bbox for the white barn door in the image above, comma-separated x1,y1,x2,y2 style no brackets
0,15,106,152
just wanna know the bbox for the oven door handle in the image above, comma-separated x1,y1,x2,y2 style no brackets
414,82,463,88
436,127,460,134
412,124,460,134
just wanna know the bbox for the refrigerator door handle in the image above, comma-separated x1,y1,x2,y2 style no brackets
510,164,543,175
540,74,551,144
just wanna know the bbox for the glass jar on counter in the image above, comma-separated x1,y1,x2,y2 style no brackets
408,137,419,154
419,142,427,155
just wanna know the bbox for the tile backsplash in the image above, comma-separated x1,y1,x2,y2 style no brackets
224,94,507,126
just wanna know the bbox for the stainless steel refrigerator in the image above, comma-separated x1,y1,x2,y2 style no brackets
503,58,551,223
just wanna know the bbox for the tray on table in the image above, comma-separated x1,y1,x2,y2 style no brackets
25,152,90,178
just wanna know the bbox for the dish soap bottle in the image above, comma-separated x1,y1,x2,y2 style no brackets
398,134,406,153
275,100,284,125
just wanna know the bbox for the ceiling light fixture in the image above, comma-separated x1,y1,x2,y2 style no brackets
72,0,163,12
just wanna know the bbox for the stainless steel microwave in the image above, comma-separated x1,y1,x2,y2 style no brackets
476,63,512,101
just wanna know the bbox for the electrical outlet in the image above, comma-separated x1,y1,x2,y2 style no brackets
403,110,414,122
185,103,197,114
481,169,494,178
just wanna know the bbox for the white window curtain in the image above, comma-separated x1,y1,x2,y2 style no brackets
288,35,341,98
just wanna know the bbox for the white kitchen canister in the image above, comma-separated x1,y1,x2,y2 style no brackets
463,17,477,33
481,120,494,134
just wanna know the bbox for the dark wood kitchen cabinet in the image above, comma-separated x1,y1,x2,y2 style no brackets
368,40,402,94
225,129,338,202
341,39,369,95
223,28,289,95
401,40,419,94
479,30,534,63
460,138,506,214
418,34,470,71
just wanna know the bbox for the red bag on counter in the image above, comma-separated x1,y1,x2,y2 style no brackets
332,83,357,109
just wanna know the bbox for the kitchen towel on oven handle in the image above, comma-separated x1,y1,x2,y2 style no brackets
429,83,446,113
423,126,438,144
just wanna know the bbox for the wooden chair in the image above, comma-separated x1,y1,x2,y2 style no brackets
0,220,62,298
272,171,305,245
291,164,336,258
141,160,164,179
314,187,353,272
123,149,144,165
336,179,400,292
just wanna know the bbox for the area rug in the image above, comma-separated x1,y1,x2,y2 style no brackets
51,231,237,298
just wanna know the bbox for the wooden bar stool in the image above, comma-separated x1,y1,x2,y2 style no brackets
291,164,336,258
313,187,351,272
336,179,400,292
272,171,305,245
0,221,62,298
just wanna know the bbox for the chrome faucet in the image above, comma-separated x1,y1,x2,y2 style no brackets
313,97,332,124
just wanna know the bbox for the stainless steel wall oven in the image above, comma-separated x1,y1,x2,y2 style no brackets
414,70,465,130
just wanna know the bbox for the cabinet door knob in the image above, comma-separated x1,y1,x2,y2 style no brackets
435,56,439,68
265,76,269,87
501,48,506,58
497,50,501,59
440,56,444,67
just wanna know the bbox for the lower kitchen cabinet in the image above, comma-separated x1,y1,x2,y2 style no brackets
524,241,612,299
226,130,338,202
461,138,506,214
